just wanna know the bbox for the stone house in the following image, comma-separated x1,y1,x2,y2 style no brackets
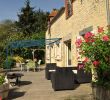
45,0,110,67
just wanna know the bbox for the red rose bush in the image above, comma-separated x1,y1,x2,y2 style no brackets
75,27,110,88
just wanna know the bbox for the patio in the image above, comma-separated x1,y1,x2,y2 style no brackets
7,69,93,100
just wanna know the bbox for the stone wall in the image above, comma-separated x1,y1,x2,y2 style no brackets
46,0,108,67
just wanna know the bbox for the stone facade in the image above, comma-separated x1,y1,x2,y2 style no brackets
46,0,109,67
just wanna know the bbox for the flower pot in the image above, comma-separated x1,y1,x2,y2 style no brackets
92,83,110,100
0,83,9,99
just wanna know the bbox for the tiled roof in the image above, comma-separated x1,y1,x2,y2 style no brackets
49,7,65,25
49,10,58,17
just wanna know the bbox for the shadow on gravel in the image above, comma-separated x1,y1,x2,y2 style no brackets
8,88,25,100
20,81,32,86
74,84,80,90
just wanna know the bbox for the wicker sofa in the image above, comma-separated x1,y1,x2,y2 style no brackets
51,67,74,91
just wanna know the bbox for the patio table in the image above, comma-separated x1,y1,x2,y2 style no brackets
7,73,24,86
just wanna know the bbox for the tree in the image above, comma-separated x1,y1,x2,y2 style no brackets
0,20,20,67
16,0,49,36
34,9,49,33
16,0,36,36
0,1,49,67
0,20,18,50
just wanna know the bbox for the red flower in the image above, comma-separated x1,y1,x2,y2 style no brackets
85,38,94,43
78,63,84,69
98,26,104,33
103,35,109,41
83,58,89,63
84,32,94,39
75,38,82,47
84,32,94,43
93,61,100,67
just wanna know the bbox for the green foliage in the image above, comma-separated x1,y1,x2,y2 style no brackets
0,0,48,68
34,9,49,33
0,20,19,68
76,27,110,88
13,56,24,63
13,48,33,59
16,0,36,36
3,56,16,69
16,0,49,36
0,75,5,85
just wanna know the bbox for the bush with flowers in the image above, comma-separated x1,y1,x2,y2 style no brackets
75,27,110,88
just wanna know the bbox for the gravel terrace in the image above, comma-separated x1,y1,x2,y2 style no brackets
8,70,93,100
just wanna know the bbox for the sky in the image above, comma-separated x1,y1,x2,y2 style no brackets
0,0,64,21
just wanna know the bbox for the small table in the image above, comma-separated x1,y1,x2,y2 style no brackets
7,73,24,86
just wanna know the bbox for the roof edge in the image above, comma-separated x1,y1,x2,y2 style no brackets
49,7,65,25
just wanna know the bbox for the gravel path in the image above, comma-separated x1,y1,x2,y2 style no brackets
8,70,93,100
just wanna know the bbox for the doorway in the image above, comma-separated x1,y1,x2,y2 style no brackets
65,40,71,67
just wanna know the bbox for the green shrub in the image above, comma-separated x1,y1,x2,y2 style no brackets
3,56,16,69
75,27,110,88
0,75,5,85
12,56,24,63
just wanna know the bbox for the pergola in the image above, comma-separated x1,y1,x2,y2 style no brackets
5,39,45,69
5,38,61,69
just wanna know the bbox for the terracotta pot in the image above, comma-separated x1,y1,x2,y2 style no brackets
92,83,110,100
0,83,9,99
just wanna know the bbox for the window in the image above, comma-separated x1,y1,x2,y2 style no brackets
55,43,62,60
66,0,73,18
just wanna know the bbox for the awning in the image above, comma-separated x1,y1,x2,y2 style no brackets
46,38,62,45
8,39,45,49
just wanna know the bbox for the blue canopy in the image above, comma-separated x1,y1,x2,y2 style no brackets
5,39,45,69
5,38,61,69
7,39,45,49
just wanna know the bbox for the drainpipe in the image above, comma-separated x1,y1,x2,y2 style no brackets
106,0,110,28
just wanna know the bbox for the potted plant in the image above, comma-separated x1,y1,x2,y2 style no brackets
0,74,9,100
75,26,110,100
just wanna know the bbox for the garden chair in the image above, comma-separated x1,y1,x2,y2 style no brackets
26,60,36,72
37,60,41,71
